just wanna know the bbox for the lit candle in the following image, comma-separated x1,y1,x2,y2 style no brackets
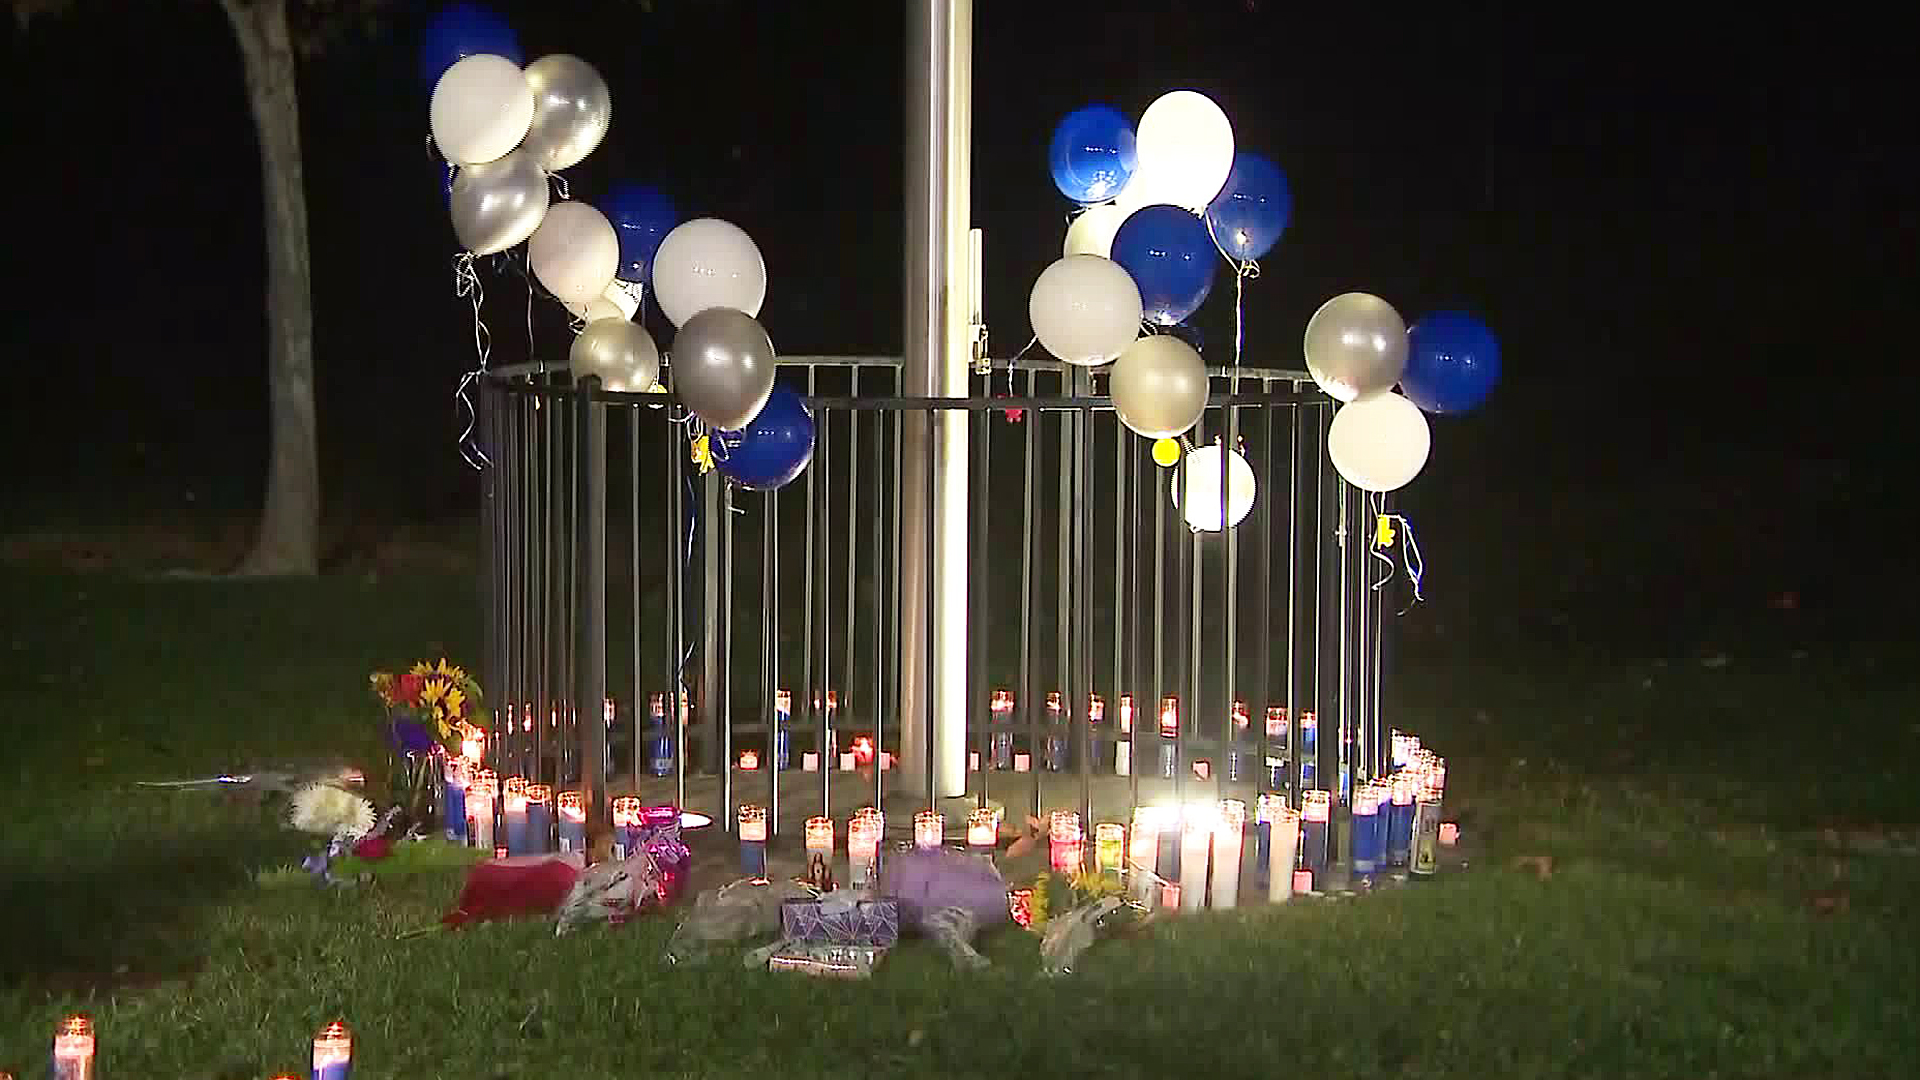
647,693,673,777
774,689,792,770
502,777,530,855
848,808,882,890
459,721,485,765
914,810,944,851
1115,693,1133,777
853,735,875,767
968,750,980,771
52,1015,93,1080
1351,783,1382,878
1228,700,1250,782
1095,822,1125,877
1048,810,1083,873
989,688,1015,768
1292,868,1313,895
967,807,998,853
1390,729,1417,770
1128,806,1163,881
1013,752,1031,772
1161,881,1182,910
1387,772,1416,867
739,804,768,877
1300,789,1331,873
824,691,839,759
1269,808,1301,902
1264,706,1287,789
311,1019,351,1080
556,791,586,853
523,784,552,854
1159,695,1179,779
1192,759,1211,781
1252,792,1283,890
1179,805,1212,912
1211,800,1245,908
1411,785,1444,879
802,751,820,771
839,751,856,771
611,796,642,859
442,755,468,844
1043,691,1067,771
466,770,496,853
739,750,760,771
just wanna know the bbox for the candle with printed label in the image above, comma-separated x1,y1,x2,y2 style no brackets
1115,693,1133,776
466,770,496,852
1159,695,1180,778
611,796,642,859
1094,822,1125,876
442,755,468,844
848,808,883,889
1265,706,1288,789
311,1020,351,1080
1298,710,1318,790
556,791,586,853
1252,792,1283,889
502,777,530,855
1411,786,1443,878
52,1015,93,1080
525,785,552,854
1179,804,1213,911
1211,799,1245,908
1300,789,1331,872
1269,808,1301,902
1387,772,1416,866
646,693,674,776
989,688,1015,768
1350,783,1382,877
738,804,768,876
914,810,944,850
1227,700,1250,781
805,814,834,862
774,689,792,769
1048,810,1083,873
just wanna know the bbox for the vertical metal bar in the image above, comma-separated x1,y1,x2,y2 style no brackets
840,368,860,814
1019,368,1038,821
1257,383,1274,794
762,461,776,828
1055,376,1070,771
1287,393,1302,801
868,393,886,821
969,401,990,808
724,482,739,832
925,406,938,809
701,470,720,776
801,366,818,798
666,413,687,814
1130,420,1143,815
1225,386,1239,789
574,378,608,835
630,407,642,793
1075,386,1093,832
806,368,827,837
884,400,901,817
1111,397,1125,775
1151,413,1165,805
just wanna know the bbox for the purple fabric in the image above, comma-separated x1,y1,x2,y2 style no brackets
880,848,1010,928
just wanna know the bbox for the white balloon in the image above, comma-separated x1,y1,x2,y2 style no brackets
1304,292,1408,403
430,54,535,167
651,218,766,328
1029,255,1143,367
564,282,641,322
1327,392,1432,492
530,201,620,307
1063,203,1128,259
1171,443,1257,531
1130,90,1235,211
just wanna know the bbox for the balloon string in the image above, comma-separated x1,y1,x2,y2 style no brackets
550,172,570,201
1367,492,1425,608
452,252,493,470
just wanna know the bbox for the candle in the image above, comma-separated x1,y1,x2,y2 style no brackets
1300,710,1317,756
466,770,496,853
555,791,586,853
1292,869,1313,895
1013,752,1031,773
1439,822,1460,846
525,784,553,854
442,755,468,844
1269,809,1301,902
879,752,894,771
502,777,530,855
1411,787,1443,879
311,1019,351,1080
1351,783,1382,877
774,689,792,770
1161,881,1182,910
852,735,876,767
1159,695,1179,778
848,809,882,890
52,1015,93,1080
611,796,642,859
1211,800,1245,908
739,750,760,771
1128,806,1164,897
1252,792,1283,889
989,688,1015,769
805,815,834,857
739,804,768,877
967,807,998,852
1265,705,1288,788
1114,740,1131,777
968,750,980,771
914,810,944,850
1095,822,1125,876
459,721,486,765
647,693,674,777
839,751,856,771
1043,691,1067,771
1387,772,1416,867
1179,805,1212,911
1300,789,1331,873
1228,700,1250,781
1048,810,1083,873
1192,759,1211,781
1390,729,1417,769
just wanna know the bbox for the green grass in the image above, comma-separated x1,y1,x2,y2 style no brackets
2,569,1918,1078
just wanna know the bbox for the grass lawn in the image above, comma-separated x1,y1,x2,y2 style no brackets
2,568,1917,1078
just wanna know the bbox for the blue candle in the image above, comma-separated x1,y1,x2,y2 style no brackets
774,690,792,770
557,791,587,853
442,758,468,844
739,805,768,875
1387,776,1415,867
1300,790,1331,873
503,778,530,856
612,796,642,858
526,785,553,855
312,1020,351,1080
648,693,675,777
1351,787,1382,877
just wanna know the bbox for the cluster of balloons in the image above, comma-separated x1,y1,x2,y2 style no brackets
1305,294,1500,493
422,5,812,491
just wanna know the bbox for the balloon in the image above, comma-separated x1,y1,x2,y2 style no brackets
652,218,767,328
564,281,639,323
1109,335,1208,439
569,317,660,393
715,384,815,490
1151,438,1180,468
449,149,549,255
419,3,522,89
1047,105,1137,205
603,184,678,284
1129,90,1235,211
671,307,777,431
1205,152,1291,262
1063,203,1127,259
529,201,619,306
1171,443,1257,531
1028,255,1142,367
1110,204,1216,326
1303,292,1407,402
520,54,611,173
1403,311,1501,414
1327,392,1431,492
429,54,535,167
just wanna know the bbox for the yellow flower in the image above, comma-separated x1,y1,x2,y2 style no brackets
438,719,453,741
435,658,470,684
410,661,434,677
444,686,467,719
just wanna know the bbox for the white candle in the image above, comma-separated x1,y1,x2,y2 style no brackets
914,810,944,850
1013,752,1031,773
1211,799,1245,909
467,772,497,853
839,751,857,771
1269,809,1300,902
52,1015,94,1080
502,776,529,855
1179,804,1213,912
802,751,820,771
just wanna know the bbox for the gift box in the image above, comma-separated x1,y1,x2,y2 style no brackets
780,891,899,947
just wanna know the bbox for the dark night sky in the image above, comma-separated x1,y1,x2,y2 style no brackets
3,2,1913,624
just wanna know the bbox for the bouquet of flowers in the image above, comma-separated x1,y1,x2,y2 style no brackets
370,658,488,825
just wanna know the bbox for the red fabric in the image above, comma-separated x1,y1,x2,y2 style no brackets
442,857,581,928
352,831,394,859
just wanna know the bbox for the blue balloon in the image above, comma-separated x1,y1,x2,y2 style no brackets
1403,312,1501,414
419,4,522,89
603,185,680,285
716,385,814,491
1048,105,1137,206
1205,152,1292,262
1110,205,1217,326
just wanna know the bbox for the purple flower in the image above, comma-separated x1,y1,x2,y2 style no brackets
389,717,437,754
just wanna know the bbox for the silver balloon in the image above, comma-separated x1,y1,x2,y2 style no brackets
570,317,659,393
670,308,777,432
1302,292,1407,402
449,149,550,255
1109,335,1208,439
520,55,611,173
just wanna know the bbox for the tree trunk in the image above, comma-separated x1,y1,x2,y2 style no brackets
224,0,319,576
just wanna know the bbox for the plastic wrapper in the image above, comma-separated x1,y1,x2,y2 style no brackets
1039,896,1138,976
553,851,661,935
765,943,887,980
666,876,818,964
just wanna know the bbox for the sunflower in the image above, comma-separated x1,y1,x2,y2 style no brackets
444,685,467,720
410,660,434,677
434,658,470,684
